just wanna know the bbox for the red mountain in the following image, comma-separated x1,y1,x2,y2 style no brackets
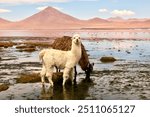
87,17,109,23
15,7,83,29
107,16,125,22
0,7,149,29
0,18,12,29
0,18,11,23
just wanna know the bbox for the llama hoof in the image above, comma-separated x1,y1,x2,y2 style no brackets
62,80,66,87
73,79,77,84
62,78,66,86
42,82,45,86
42,84,45,89
84,78,93,83
62,82,65,86
50,85,53,88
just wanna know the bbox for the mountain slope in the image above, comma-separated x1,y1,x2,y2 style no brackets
87,17,109,23
0,18,11,23
16,7,83,29
0,7,149,29
0,17,13,29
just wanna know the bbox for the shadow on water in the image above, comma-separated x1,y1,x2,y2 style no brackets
40,79,94,100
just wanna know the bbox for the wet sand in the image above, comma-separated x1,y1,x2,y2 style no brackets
0,36,150,100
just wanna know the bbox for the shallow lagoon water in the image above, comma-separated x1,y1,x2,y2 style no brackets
0,29,150,39
0,30,150,100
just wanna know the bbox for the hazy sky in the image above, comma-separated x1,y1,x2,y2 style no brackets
0,0,149,21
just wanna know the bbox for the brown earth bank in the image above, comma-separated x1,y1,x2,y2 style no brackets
0,84,9,92
0,39,52,52
16,72,64,84
0,42,15,48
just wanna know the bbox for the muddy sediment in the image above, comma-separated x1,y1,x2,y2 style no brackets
16,72,64,84
0,84,9,92
0,38,52,53
0,42,15,48
16,73,41,83
0,38,150,100
22,41,52,48
17,48,37,52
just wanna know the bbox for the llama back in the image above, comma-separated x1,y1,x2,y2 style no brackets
52,36,72,50
40,49,68,69
47,49,68,67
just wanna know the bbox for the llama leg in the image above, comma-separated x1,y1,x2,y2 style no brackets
55,66,58,72
63,68,70,86
55,66,61,72
40,65,46,85
73,66,77,84
46,68,54,87
70,68,74,84
63,75,69,86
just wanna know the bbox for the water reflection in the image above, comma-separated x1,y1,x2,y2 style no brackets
40,79,93,100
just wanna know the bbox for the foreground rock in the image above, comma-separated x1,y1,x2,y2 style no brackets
0,84,9,92
16,72,65,84
100,56,116,63
16,73,41,83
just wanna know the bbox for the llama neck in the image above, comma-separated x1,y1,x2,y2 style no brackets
71,42,81,56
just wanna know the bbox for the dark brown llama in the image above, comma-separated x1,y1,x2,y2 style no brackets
51,36,94,82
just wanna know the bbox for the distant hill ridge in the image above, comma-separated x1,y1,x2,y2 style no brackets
0,6,150,29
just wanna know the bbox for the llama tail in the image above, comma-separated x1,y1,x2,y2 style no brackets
39,49,46,61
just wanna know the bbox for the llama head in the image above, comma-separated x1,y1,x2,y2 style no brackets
87,63,94,73
72,34,81,45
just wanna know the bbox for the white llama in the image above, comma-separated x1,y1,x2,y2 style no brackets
39,34,82,87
